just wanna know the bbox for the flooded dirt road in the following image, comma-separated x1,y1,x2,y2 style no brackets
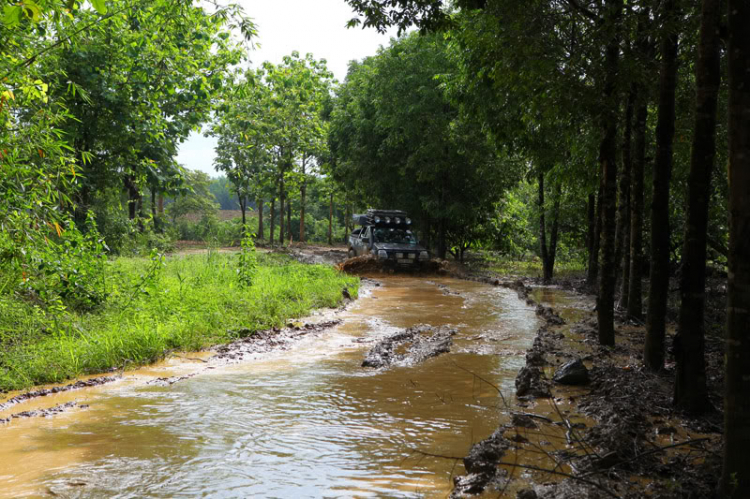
0,276,541,498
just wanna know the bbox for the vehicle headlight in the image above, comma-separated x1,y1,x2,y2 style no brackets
396,253,404,259
378,250,388,259
405,218,412,225
395,217,401,224
374,216,381,223
420,251,429,260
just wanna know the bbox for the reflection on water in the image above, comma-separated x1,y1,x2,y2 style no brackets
0,276,541,498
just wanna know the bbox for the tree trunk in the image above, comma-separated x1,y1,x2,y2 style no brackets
344,198,350,244
548,182,561,280
287,201,292,243
596,0,623,347
539,173,550,282
270,198,276,245
616,90,635,309
437,217,447,260
158,193,164,215
645,0,679,371
238,192,246,227
586,193,595,264
278,176,285,246
257,197,264,240
586,168,604,289
300,158,307,243
721,0,750,495
674,0,721,414
126,177,139,221
300,182,306,243
328,191,333,246
628,89,648,319
587,175,603,288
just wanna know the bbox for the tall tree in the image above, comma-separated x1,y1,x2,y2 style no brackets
721,0,750,494
596,0,624,347
644,0,680,370
627,86,649,319
673,0,722,414
616,90,634,310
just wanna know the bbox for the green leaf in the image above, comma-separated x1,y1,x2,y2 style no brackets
91,0,107,15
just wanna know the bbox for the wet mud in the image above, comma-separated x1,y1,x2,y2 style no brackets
337,254,449,275
450,276,724,499
0,401,89,424
214,319,344,363
0,376,117,412
361,324,457,368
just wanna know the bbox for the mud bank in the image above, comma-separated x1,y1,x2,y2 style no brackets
361,324,457,368
451,278,723,499
0,376,117,413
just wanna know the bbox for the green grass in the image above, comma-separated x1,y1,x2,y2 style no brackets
468,251,586,279
0,252,359,392
486,260,586,279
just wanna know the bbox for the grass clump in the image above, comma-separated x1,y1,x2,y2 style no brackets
0,251,358,392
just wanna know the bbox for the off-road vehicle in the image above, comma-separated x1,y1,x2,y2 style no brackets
347,209,430,267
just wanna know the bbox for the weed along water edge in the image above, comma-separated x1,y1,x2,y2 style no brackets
0,275,544,497
0,252,358,392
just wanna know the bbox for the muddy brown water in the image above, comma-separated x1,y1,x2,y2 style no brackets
1,276,546,498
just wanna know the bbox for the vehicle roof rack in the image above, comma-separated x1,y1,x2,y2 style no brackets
352,209,412,227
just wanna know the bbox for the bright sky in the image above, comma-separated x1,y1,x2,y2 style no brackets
176,0,398,176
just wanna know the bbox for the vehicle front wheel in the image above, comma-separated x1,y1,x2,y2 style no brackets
348,248,356,259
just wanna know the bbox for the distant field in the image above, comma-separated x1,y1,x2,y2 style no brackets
178,210,256,223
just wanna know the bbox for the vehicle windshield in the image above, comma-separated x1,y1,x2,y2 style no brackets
373,228,417,245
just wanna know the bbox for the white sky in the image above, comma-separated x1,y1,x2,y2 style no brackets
176,0,398,176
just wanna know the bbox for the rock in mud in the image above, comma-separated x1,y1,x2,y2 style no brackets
516,489,538,499
552,359,590,385
362,324,457,369
535,304,565,325
511,413,538,429
515,366,551,398
451,429,510,497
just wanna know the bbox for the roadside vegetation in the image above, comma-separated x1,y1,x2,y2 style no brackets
0,251,357,392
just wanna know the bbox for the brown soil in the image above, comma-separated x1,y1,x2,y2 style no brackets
0,376,118,412
0,401,89,424
213,320,344,363
451,275,724,499
336,254,450,275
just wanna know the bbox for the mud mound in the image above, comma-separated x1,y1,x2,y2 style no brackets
337,255,450,275
362,324,457,368
451,429,511,497
337,255,383,274
0,376,118,411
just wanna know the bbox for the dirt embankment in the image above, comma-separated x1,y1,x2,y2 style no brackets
361,324,457,369
451,278,723,499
